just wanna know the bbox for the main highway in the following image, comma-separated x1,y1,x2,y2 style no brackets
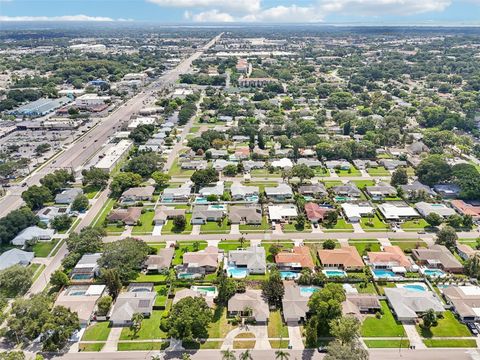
0,33,222,218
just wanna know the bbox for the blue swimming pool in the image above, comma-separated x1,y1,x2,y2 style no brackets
71,273,93,280
323,269,347,278
178,273,197,279
280,271,300,280
372,269,397,279
227,266,248,279
299,286,320,297
195,197,208,204
423,269,445,277
402,284,427,292
245,195,259,203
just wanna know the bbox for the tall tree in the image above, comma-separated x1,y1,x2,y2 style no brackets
165,297,212,341
261,268,284,307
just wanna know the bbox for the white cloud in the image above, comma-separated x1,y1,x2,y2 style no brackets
187,9,234,22
147,0,261,15
0,14,132,22
317,0,452,16
242,4,323,22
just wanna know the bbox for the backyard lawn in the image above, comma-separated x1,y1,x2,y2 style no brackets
32,239,59,257
416,311,471,338
154,285,169,307
267,311,289,338
361,301,405,337
161,213,193,234
241,182,278,193
200,218,231,234
120,310,167,340
81,322,111,341
360,214,389,231
132,209,155,235
322,219,354,232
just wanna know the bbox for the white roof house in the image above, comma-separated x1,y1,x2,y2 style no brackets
228,246,267,274
271,158,293,169
265,183,293,200
415,202,456,218
384,287,444,322
199,181,224,197
268,204,298,222
341,203,374,222
12,226,55,246
230,182,259,200
0,249,34,270
377,203,420,220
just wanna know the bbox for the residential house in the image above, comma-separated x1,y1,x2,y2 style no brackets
433,184,460,198
304,202,333,224
121,186,155,203
384,288,444,322
71,253,101,282
407,141,429,155
213,159,236,171
415,202,456,218
353,159,378,170
297,158,323,168
443,286,480,322
207,148,228,159
298,184,327,198
412,244,463,273
55,188,83,204
271,158,293,169
331,183,362,198
399,181,435,198
228,289,269,323
191,205,225,225
282,282,316,324
342,294,381,319
144,247,175,273
180,160,208,170
12,226,55,247
341,202,374,222
318,245,364,270
234,147,250,160
275,246,315,270
55,285,106,325
265,183,293,202
228,246,267,274
37,206,70,224
107,207,142,225
161,183,192,202
268,204,298,223
365,182,397,200
173,288,215,308
377,202,420,221
451,200,480,222
153,207,186,225
455,242,480,261
110,289,156,326
0,249,34,270
181,246,221,275
243,160,264,172
366,246,411,270
230,182,259,201
199,181,224,197
325,160,351,170
379,159,407,170
229,205,262,225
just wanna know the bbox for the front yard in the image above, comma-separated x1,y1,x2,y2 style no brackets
120,310,167,340
322,219,354,232
361,301,405,337
200,218,231,234
400,219,430,231
132,209,155,235
239,215,270,232
267,311,289,338
32,239,59,257
162,213,193,234
360,214,389,231
416,311,471,338
348,240,381,255
81,322,111,341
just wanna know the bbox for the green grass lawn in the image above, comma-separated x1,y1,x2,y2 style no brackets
134,273,167,283
168,159,195,177
267,311,289,338
32,239,59,257
161,213,193,234
360,214,389,231
336,167,361,177
117,342,169,351
251,168,281,178
364,340,410,348
361,301,406,337
239,215,270,232
120,310,167,340
154,285,168,307
283,221,310,233
29,263,45,282
400,219,430,231
242,182,278,193
262,242,294,262
322,219,354,232
367,167,390,176
390,240,427,252
81,322,111,341
132,209,155,235
323,181,343,188
269,340,290,348
83,184,102,199
218,241,250,251
173,242,208,265
416,311,471,338
233,340,256,349
92,198,116,228
423,339,477,348
355,282,378,294
79,343,105,352
200,218,231,234
352,180,376,189
208,307,237,338
149,243,166,253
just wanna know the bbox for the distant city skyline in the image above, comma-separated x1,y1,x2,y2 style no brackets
1,0,480,25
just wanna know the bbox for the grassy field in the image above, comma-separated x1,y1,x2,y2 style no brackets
132,209,155,235
29,263,45,282
81,322,111,341
267,311,289,338
269,340,290,348
251,169,281,178
154,284,168,307
423,339,477,348
364,340,410,348
361,301,406,337
283,221,311,233
32,239,59,257
322,219,354,232
218,241,250,251
200,218,231,234
352,180,376,189
134,273,167,283
416,311,471,338
83,185,102,199
120,310,167,340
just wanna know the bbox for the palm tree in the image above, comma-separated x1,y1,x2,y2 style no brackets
275,350,290,360
181,353,191,360
239,236,246,248
130,312,144,337
239,349,252,360
221,348,236,360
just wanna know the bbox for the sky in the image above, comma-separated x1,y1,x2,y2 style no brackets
1,0,480,25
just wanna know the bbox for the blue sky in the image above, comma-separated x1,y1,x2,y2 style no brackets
1,0,479,24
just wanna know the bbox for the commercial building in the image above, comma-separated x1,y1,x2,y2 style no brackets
75,94,111,108
8,97,72,117
95,140,133,172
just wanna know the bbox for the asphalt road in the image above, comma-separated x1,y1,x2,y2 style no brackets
0,33,222,219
